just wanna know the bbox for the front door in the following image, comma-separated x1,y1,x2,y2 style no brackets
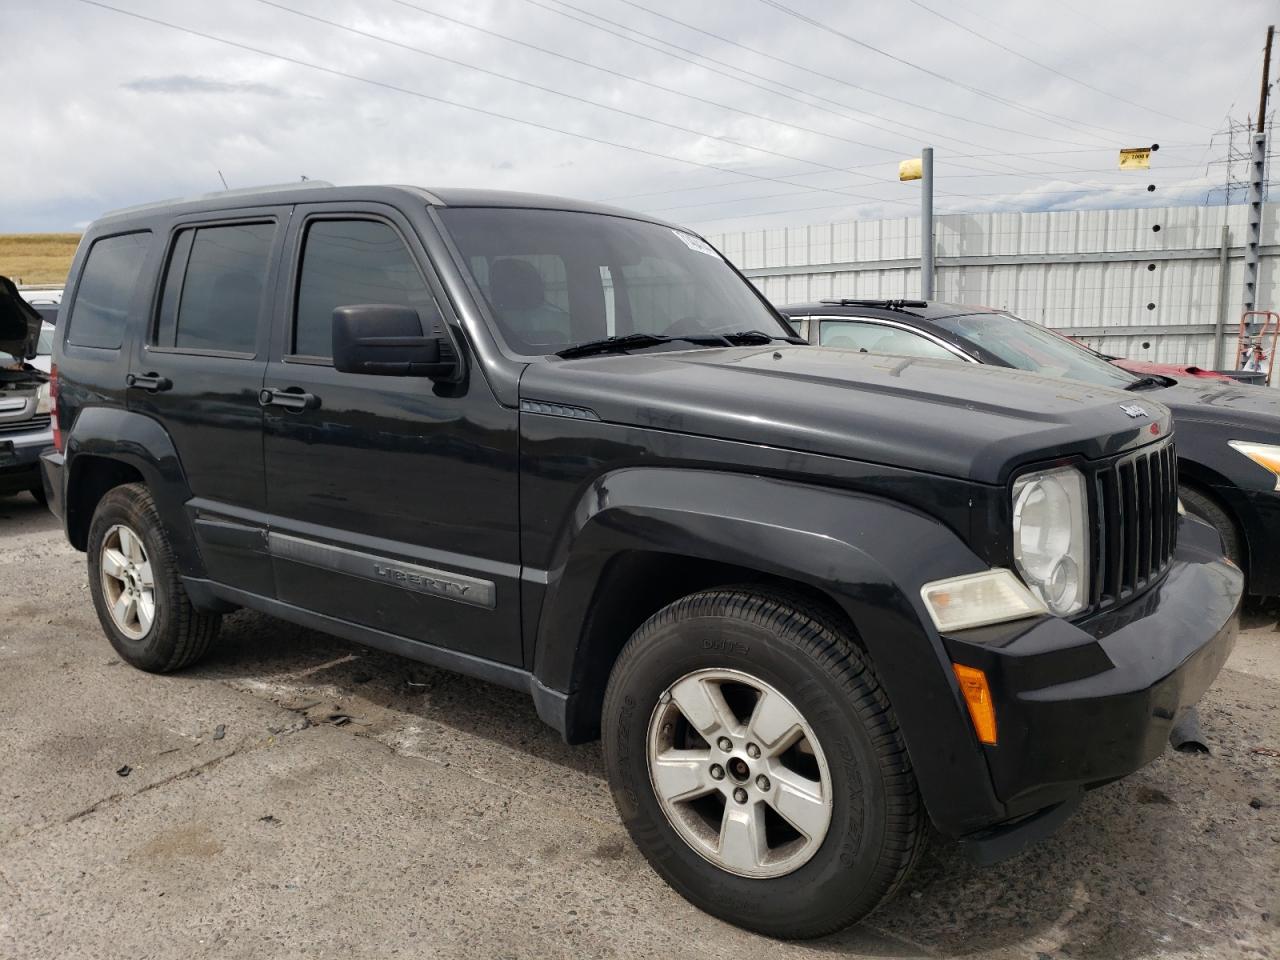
261,203,522,664
128,211,288,592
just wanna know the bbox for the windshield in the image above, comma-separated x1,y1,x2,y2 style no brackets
436,207,791,356
933,311,1138,389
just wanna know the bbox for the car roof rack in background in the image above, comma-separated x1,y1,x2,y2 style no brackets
819,298,929,310
101,180,336,219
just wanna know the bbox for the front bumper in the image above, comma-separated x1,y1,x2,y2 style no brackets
0,425,53,495
943,514,1242,834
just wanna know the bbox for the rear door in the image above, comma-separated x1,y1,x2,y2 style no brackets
127,210,289,592
260,202,522,664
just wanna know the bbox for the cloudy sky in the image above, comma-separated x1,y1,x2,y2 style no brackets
2,0,1274,233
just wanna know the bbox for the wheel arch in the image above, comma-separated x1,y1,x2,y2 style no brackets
64,407,203,577
529,467,1008,836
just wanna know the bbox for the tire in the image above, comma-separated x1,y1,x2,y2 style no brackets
29,485,47,507
602,587,925,939
87,483,221,672
1179,484,1244,572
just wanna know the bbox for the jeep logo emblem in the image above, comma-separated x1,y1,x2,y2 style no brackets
1120,403,1148,419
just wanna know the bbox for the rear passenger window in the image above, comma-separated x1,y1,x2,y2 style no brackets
155,222,274,355
293,220,433,359
67,232,150,349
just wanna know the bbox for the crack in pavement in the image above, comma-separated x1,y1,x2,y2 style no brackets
0,720,313,850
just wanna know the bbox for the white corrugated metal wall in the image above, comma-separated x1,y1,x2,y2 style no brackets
709,203,1279,371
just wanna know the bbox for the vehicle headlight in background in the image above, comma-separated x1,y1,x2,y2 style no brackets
35,382,51,415
1012,465,1090,617
1228,440,1280,492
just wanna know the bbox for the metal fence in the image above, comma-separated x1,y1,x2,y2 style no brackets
708,203,1279,372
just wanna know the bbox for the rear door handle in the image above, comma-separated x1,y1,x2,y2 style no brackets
125,372,173,392
259,387,320,411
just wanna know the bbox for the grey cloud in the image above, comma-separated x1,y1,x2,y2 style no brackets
122,75,286,97
0,0,1272,233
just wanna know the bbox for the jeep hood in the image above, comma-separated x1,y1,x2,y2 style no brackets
520,346,1171,484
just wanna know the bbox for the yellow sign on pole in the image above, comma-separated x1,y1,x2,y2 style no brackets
899,157,923,181
1119,147,1151,170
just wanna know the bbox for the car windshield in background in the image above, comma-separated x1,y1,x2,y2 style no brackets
934,311,1138,389
436,207,790,356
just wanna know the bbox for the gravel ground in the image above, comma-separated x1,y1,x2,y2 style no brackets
1,494,1277,960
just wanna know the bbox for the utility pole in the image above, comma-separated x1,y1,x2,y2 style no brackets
1242,24,1273,320
921,147,935,299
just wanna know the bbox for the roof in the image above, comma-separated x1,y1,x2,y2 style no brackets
93,183,670,230
778,299,998,322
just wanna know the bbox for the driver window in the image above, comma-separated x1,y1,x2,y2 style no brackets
820,320,961,362
293,219,437,360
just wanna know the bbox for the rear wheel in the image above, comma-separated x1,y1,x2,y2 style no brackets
87,483,221,672
602,588,925,939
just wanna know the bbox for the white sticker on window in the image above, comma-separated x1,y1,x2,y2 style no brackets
671,229,719,258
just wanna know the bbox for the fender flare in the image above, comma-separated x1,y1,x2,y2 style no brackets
531,467,1007,834
65,407,205,577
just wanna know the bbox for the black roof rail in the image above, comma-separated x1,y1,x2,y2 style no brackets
818,298,929,310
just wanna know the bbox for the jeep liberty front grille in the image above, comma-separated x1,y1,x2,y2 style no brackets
1090,439,1178,609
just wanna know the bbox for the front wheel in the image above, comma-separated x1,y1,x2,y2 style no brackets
602,588,925,939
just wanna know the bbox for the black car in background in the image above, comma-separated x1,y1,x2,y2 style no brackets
780,300,1280,597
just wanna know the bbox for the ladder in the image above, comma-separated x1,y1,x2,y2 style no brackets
1238,311,1280,385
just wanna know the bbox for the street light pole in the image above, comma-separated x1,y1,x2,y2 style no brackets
921,147,935,300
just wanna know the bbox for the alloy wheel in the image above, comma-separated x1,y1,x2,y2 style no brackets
646,667,833,878
99,523,156,640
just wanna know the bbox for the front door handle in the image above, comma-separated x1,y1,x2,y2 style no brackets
259,387,320,411
125,372,173,392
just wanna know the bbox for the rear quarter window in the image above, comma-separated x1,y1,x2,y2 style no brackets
66,232,151,349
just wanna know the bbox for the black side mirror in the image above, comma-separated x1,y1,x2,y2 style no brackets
331,304,457,379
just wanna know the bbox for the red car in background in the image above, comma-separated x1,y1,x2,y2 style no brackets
1107,357,1237,384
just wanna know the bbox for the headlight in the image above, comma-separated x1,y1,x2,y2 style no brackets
1012,465,1090,617
1228,440,1280,492
35,382,51,415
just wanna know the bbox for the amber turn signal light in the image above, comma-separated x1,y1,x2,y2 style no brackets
952,663,997,745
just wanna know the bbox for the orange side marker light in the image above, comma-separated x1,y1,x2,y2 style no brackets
952,663,997,745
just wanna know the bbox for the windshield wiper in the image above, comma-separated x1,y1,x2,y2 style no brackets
719,329,806,345
555,332,725,359
555,329,803,359
1123,375,1170,391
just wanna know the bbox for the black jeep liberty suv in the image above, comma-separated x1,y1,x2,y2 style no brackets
42,184,1241,939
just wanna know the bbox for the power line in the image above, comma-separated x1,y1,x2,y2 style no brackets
650,172,1217,216
903,0,1209,130
529,0,1107,153
251,0,938,206
754,0,1149,142
70,0,925,216
681,179,1222,227
376,0,913,163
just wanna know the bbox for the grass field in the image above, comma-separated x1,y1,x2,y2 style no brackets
0,234,81,286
